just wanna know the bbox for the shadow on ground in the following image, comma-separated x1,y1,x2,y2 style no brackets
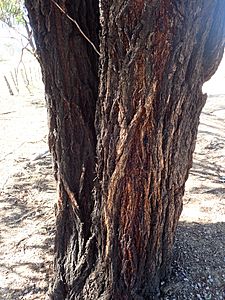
161,222,225,300
0,154,55,300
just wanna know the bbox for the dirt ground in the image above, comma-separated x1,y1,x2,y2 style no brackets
0,60,225,299
0,90,55,300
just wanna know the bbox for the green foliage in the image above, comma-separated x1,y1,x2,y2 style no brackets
0,0,38,60
0,0,24,27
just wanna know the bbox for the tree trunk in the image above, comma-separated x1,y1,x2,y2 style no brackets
25,1,225,299
25,1,100,298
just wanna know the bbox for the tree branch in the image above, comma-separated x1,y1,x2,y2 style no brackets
50,0,100,56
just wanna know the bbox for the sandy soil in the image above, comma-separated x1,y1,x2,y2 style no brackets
0,57,224,299
0,91,55,300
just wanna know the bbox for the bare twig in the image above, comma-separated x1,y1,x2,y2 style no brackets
15,42,33,94
3,75,14,95
31,150,49,161
0,20,39,64
10,211,36,225
50,0,100,56
23,17,36,55
10,71,19,93
0,111,16,115
0,19,30,43
0,142,26,163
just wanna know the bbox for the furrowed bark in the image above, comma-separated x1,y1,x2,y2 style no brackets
95,1,225,298
25,1,99,298
26,0,225,299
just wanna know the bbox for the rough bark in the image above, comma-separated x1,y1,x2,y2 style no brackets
25,0,100,298
25,1,225,299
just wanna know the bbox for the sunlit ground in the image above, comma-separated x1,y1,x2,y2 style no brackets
182,53,225,224
0,26,55,300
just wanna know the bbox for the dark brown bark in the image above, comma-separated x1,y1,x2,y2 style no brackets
25,1,100,298
25,1,225,299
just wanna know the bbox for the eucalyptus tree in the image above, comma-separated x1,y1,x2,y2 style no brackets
25,1,225,299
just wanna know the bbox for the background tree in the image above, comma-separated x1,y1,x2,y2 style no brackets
25,1,225,299
0,0,37,59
